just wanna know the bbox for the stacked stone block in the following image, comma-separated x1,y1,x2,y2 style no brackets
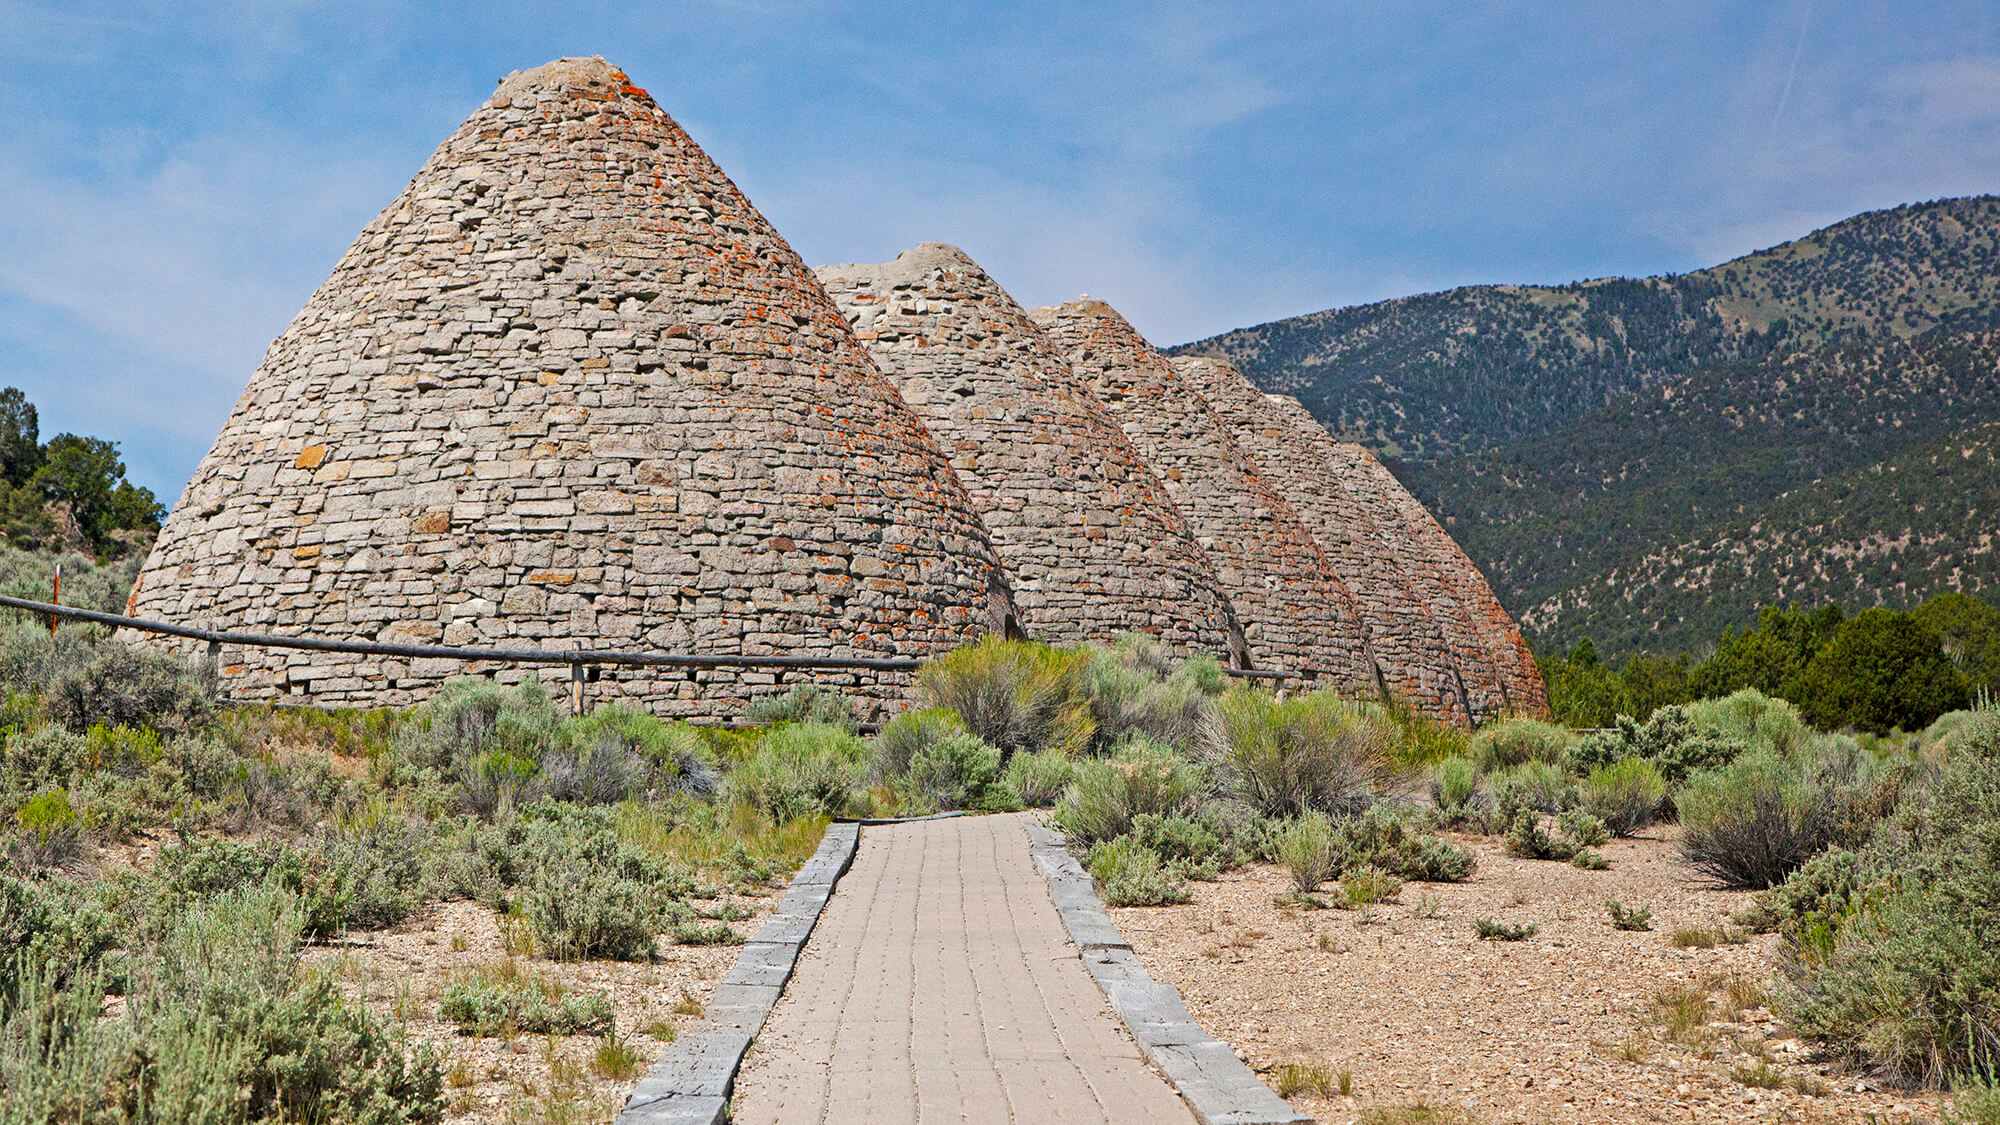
1305,423,1550,718
814,244,1246,658
1168,357,1471,720
126,57,1014,718
1028,300,1378,691
1176,357,1548,720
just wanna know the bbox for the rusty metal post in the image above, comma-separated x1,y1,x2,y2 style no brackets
571,662,586,717
48,564,60,634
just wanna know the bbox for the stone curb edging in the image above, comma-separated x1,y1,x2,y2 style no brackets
614,821,861,1125
1025,819,1312,1125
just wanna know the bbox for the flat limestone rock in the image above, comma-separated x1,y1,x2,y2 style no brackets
127,56,1014,719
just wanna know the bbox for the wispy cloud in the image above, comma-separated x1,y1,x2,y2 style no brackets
0,127,410,491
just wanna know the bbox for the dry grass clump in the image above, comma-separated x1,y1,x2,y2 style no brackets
591,1030,644,1081
1355,1101,1478,1124
1668,925,1747,949
1649,984,1716,1049
1272,1058,1348,1098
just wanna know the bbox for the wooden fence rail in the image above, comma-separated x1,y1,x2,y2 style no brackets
0,592,1292,714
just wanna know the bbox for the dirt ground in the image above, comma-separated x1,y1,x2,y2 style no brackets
1109,828,1952,1125
308,890,779,1124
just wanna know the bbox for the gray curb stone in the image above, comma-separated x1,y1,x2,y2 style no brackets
1027,818,1311,1125
613,821,860,1125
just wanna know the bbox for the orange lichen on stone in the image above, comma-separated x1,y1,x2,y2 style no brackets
294,444,327,469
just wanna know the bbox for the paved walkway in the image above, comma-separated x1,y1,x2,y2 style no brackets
730,813,1198,1124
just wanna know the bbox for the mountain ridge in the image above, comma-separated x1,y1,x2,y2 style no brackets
1169,196,2000,656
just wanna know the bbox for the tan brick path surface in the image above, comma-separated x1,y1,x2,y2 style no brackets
730,813,1197,1124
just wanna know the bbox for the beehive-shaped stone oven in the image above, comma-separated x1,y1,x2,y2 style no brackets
814,244,1246,657
126,57,1015,717
1174,357,1547,721
1029,300,1379,692
1302,419,1548,718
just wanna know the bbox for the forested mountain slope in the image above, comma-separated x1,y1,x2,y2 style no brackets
1169,197,2000,655
1525,419,2000,653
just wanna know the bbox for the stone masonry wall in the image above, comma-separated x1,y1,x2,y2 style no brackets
1029,300,1377,691
814,244,1247,658
126,57,1014,720
1307,427,1551,718
1171,356,1476,722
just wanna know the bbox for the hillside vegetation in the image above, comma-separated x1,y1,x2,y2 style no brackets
1173,196,2000,654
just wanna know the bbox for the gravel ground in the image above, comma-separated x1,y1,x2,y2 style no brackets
1108,828,1949,1125
311,889,779,1124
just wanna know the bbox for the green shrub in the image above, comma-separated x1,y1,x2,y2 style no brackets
119,881,446,1124
1469,718,1572,773
1083,637,1225,754
1488,760,1573,824
1949,1074,2000,1125
437,966,615,1036
1341,864,1402,906
1918,708,1990,766
1687,689,1814,757
1053,740,1201,847
1086,835,1190,906
9,788,81,872
727,722,866,822
870,707,966,780
742,682,859,731
1473,917,1537,941
296,820,432,934
1565,704,1747,785
999,748,1074,808
1605,899,1653,931
915,638,1094,758
1677,741,1889,889
1274,812,1337,893
0,873,119,995
1570,847,1610,870
1775,711,2000,1084
1577,757,1667,837
521,861,660,961
38,640,213,738
667,919,745,946
1505,809,1584,862
1558,809,1610,848
545,703,705,804
1128,811,1233,878
900,732,1002,812
461,749,538,819
1429,757,1479,824
1221,690,1393,819
394,677,561,777
1335,803,1476,883
0,623,100,699
535,738,646,806
1735,846,1865,934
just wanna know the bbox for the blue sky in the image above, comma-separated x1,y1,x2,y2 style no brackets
3,1,1997,502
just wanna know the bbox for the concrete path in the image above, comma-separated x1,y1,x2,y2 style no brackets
730,813,1199,1125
